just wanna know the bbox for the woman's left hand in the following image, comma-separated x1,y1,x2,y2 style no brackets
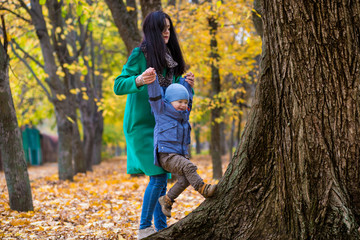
185,72,195,88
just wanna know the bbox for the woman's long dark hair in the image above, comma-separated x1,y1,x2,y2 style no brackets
141,11,185,77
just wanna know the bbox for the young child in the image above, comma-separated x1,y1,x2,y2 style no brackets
147,72,217,218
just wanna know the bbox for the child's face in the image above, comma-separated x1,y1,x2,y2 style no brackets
170,99,188,111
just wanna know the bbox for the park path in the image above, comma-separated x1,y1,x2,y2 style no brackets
0,162,58,183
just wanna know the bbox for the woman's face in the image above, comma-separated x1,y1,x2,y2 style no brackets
162,18,170,44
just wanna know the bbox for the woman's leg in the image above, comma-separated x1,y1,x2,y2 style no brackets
139,173,167,230
153,176,167,231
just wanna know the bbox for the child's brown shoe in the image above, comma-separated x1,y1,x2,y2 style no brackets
198,183,217,198
158,195,173,218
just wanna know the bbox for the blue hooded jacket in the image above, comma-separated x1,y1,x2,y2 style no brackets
147,77,193,167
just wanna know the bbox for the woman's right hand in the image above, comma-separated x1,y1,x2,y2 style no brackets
141,67,156,85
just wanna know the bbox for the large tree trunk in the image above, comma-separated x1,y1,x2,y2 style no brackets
0,20,33,211
105,0,162,55
72,116,86,173
54,100,75,181
148,0,360,239
208,16,222,179
139,0,162,19
104,0,142,55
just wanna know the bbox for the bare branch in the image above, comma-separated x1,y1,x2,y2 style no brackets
76,22,89,57
10,41,52,100
11,39,44,69
66,21,89,64
0,7,32,23
17,0,32,17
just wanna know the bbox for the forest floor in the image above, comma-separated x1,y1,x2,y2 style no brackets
0,155,228,239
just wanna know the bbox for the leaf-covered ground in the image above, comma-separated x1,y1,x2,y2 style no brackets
0,155,226,239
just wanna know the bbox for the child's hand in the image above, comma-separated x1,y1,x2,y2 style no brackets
185,72,195,87
141,67,156,85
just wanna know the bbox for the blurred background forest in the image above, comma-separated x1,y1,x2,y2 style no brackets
0,0,261,178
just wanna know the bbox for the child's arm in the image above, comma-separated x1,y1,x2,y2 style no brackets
179,77,194,111
147,76,164,114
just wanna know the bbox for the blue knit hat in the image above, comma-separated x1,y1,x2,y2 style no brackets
164,83,189,103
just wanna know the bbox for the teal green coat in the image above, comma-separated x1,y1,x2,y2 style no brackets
114,47,180,176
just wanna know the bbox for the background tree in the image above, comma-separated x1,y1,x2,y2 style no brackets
148,0,360,239
3,0,128,168
0,15,33,212
165,0,261,178
12,0,87,180
208,13,223,179
3,0,109,178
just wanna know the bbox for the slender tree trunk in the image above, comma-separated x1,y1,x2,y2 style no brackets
236,113,242,146
0,149,2,171
92,110,103,165
208,16,222,179
229,118,235,161
0,19,33,211
78,30,104,168
148,0,360,239
91,37,104,166
220,122,226,155
194,123,201,154
82,118,94,170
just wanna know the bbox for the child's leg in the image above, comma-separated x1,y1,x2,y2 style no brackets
160,153,204,200
167,175,190,200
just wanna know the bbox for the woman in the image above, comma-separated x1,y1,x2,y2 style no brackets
113,10,194,239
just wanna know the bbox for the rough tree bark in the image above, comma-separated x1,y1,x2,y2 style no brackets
0,16,33,211
147,0,360,239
